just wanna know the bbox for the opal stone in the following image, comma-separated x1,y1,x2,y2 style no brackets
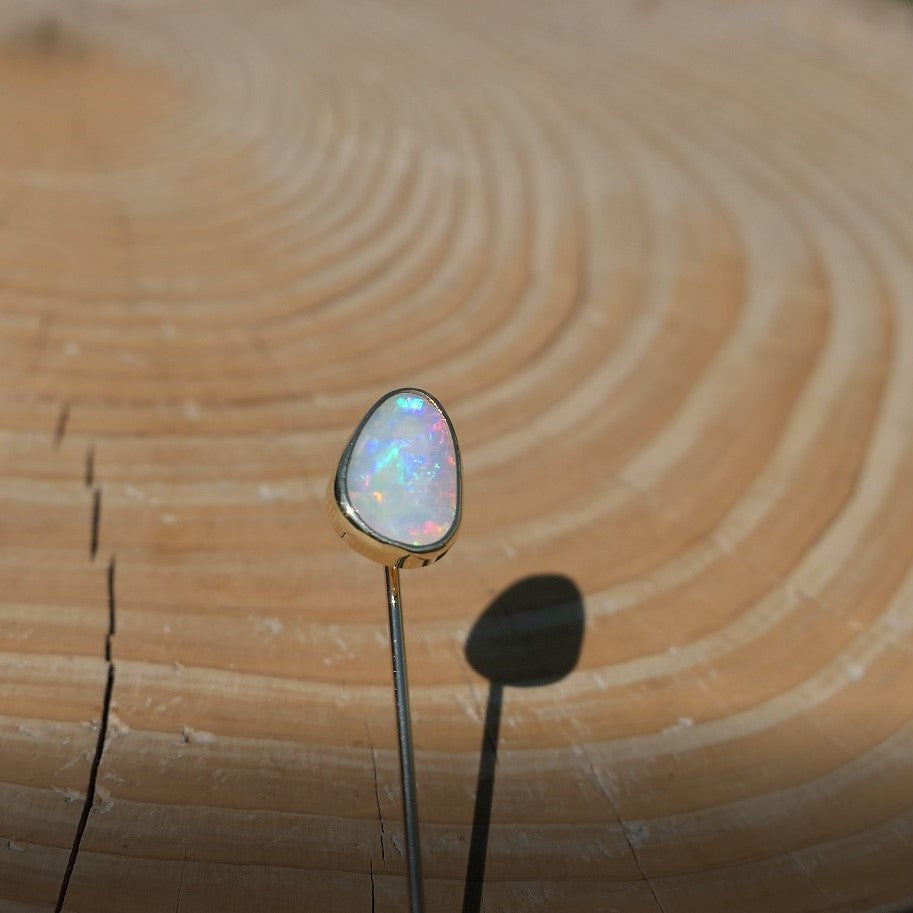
345,391,459,547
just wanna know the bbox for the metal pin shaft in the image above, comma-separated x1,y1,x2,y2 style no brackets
384,565,426,913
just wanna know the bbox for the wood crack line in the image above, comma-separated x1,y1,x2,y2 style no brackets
366,725,387,864
54,548,117,913
53,401,70,449
89,488,101,561
579,745,668,913
369,858,376,913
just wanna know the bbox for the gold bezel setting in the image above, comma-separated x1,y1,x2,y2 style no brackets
326,388,462,569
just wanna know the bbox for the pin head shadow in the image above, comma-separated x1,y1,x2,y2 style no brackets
465,574,585,687
461,574,585,913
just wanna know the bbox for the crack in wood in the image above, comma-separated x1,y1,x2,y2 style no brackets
366,725,386,864
174,851,188,913
53,402,70,448
54,495,117,912
106,556,116,661
369,858,376,913
578,745,667,913
89,488,101,561
54,664,115,912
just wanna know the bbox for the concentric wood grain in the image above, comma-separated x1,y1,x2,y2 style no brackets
2,1,913,910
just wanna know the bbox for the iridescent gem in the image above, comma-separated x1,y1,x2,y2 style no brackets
345,390,459,547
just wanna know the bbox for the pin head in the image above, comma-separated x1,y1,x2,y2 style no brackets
328,388,462,568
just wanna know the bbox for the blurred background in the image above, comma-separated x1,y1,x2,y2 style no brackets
2,1,913,911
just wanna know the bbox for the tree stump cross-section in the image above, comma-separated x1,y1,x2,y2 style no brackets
1,1,913,911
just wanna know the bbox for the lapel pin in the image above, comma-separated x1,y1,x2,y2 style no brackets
328,388,463,913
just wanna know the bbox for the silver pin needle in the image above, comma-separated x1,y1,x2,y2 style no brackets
385,565,425,913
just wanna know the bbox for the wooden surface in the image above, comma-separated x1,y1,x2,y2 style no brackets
2,1,913,910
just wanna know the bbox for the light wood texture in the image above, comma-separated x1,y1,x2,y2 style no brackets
2,0,913,910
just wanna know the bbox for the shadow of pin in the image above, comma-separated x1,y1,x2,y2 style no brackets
461,575,585,913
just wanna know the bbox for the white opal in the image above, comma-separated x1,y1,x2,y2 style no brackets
345,391,458,547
